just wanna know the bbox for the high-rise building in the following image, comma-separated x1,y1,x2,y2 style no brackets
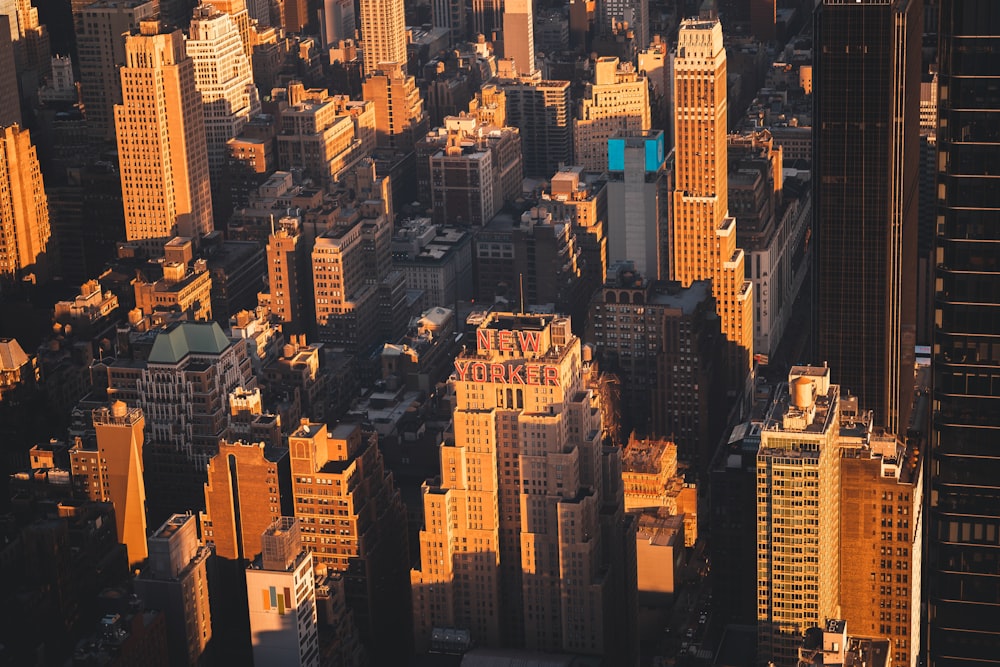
501,77,572,178
186,4,261,184
503,0,535,76
0,123,49,282
839,423,922,667
245,517,320,667
472,0,502,41
410,312,638,661
201,439,291,562
671,17,753,388
135,514,213,667
0,15,21,126
266,215,312,334
69,401,149,567
541,166,608,291
358,0,406,76
116,21,214,248
813,0,921,435
361,62,429,151
288,420,412,662
595,0,647,48
607,130,666,280
927,0,1000,663
2,0,50,98
74,0,157,143
756,366,841,667
573,57,650,173
322,0,355,48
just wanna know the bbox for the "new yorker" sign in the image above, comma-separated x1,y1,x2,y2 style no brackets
456,328,559,385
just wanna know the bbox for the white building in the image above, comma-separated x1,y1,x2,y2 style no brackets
186,3,261,182
246,517,320,667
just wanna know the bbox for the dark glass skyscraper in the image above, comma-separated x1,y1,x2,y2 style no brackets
814,0,922,435
927,1,1000,663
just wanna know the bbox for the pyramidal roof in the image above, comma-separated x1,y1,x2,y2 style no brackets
0,338,30,370
147,322,232,364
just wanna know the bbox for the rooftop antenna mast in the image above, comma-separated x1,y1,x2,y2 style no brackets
519,273,525,315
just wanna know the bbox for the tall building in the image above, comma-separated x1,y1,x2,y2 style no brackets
135,514,213,667
288,420,412,662
541,166,608,291
410,312,638,662
927,0,1000,663
69,401,149,567
839,423,922,667
472,0,502,41
595,0,647,47
186,4,261,184
116,21,213,249
74,0,157,142
503,0,535,76
0,123,49,281
0,15,21,126
573,57,650,173
671,17,753,388
607,130,666,280
245,518,320,667
756,366,841,666
266,215,312,334
501,78,572,178
201,439,291,562
361,62,428,151
813,0,921,435
358,0,406,76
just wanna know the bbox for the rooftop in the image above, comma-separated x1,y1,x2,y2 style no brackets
147,322,232,364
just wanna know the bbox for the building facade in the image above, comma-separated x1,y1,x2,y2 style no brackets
671,18,753,387
0,123,49,281
927,0,1000,663
574,57,650,173
115,21,214,247
813,0,921,435
410,312,638,662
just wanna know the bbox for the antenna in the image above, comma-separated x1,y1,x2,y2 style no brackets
519,273,525,315
270,214,275,236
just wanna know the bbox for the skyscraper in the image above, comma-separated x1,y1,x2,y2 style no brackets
503,0,535,76
813,0,921,435
186,4,261,184
671,17,753,385
359,0,406,75
115,21,214,248
927,0,1000,663
606,130,666,280
0,123,49,282
410,312,638,660
574,57,650,173
70,401,149,567
501,78,572,179
756,367,842,666
74,0,157,142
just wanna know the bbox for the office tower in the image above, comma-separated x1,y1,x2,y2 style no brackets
501,78,572,178
606,130,665,280
276,84,375,185
541,166,608,291
281,0,308,33
411,312,638,660
426,114,522,226
266,216,311,334
573,57,650,173
671,17,753,387
756,366,841,667
927,0,1000,663
814,0,921,435
186,4,261,185
289,420,412,662
69,401,149,566
116,21,214,249
588,266,722,460
99,320,255,520
358,0,405,76
0,16,20,126
361,62,429,151
0,123,49,282
503,0,534,76
728,130,812,359
2,0,50,94
595,0,647,47
431,0,465,46
840,426,922,667
245,518,319,667
73,0,156,142
322,0,354,48
312,205,405,355
750,0,776,43
472,0,502,39
135,514,213,667
201,439,291,562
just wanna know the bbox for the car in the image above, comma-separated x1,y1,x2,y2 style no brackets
685,628,695,639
